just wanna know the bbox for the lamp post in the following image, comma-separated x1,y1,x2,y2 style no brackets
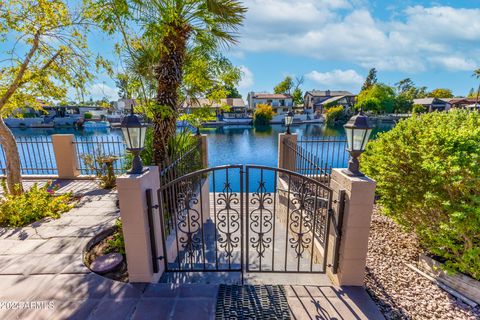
343,110,373,177
121,110,147,174
285,111,294,134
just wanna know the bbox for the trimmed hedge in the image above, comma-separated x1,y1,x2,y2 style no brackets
362,110,480,280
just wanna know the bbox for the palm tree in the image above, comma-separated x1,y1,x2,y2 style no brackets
135,0,247,165
473,69,480,110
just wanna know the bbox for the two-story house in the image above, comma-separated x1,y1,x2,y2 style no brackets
304,90,355,115
247,92,297,123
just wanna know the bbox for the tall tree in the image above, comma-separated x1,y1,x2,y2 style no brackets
356,84,396,114
428,88,454,99
395,78,427,101
274,76,294,94
361,68,377,92
90,0,246,165
468,88,475,98
0,0,101,194
473,69,480,109
225,85,242,98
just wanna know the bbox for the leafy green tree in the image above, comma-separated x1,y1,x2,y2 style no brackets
253,104,275,126
428,88,454,98
395,78,427,101
356,84,395,114
468,88,475,98
90,0,247,165
362,111,480,280
412,104,426,114
225,85,242,99
0,0,103,194
179,105,216,134
292,88,304,106
325,106,344,125
274,76,294,94
394,95,413,113
361,68,377,92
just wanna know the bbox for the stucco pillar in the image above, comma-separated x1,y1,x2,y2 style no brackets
198,134,208,168
277,133,297,171
51,134,80,179
116,167,163,283
327,169,376,286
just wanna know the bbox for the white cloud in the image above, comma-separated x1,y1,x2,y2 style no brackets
306,69,363,88
238,66,254,89
238,2,480,72
88,83,118,101
429,56,477,71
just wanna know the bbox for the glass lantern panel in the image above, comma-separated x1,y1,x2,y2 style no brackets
121,127,132,149
361,129,373,150
353,128,368,151
353,129,372,151
126,127,142,149
345,127,353,150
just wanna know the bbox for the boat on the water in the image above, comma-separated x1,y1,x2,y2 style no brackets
220,111,253,125
303,114,325,123
83,121,111,130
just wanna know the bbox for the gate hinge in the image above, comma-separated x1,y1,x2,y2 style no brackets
157,256,164,260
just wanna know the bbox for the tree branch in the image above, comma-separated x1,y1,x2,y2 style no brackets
0,31,41,109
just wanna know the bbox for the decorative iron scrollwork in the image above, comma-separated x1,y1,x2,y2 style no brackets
249,180,274,258
216,180,241,258
288,179,316,258
175,181,202,263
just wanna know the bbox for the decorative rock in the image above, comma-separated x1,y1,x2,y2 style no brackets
90,253,123,274
365,207,480,319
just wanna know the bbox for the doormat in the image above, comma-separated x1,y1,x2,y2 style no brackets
215,284,291,319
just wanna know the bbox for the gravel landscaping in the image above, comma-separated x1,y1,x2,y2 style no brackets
365,207,480,320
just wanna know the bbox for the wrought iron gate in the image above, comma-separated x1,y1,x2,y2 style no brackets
147,165,343,279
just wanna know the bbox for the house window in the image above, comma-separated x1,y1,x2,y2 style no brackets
280,99,285,106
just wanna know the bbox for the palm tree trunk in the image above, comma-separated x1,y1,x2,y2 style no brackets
0,117,23,195
153,25,190,166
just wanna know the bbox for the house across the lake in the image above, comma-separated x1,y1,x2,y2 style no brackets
448,98,479,110
304,90,355,115
247,92,293,110
412,98,451,112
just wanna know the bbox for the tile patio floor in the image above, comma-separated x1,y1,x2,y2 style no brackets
0,179,384,319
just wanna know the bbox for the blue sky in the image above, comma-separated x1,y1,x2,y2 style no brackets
55,0,480,100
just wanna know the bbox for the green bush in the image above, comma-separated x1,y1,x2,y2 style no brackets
106,219,125,255
125,128,202,171
412,104,426,114
84,112,93,120
361,110,480,279
81,150,118,189
325,105,344,125
0,181,74,227
253,104,275,126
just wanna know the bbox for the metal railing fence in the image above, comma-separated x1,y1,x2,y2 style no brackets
74,135,128,175
0,136,58,175
284,136,349,183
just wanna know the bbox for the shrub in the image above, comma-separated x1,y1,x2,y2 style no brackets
84,112,93,120
125,128,202,172
325,105,344,125
106,219,125,255
412,104,426,114
0,181,74,227
81,150,118,189
361,111,480,279
253,103,275,126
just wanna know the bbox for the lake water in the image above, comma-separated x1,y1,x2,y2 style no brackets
10,123,393,168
